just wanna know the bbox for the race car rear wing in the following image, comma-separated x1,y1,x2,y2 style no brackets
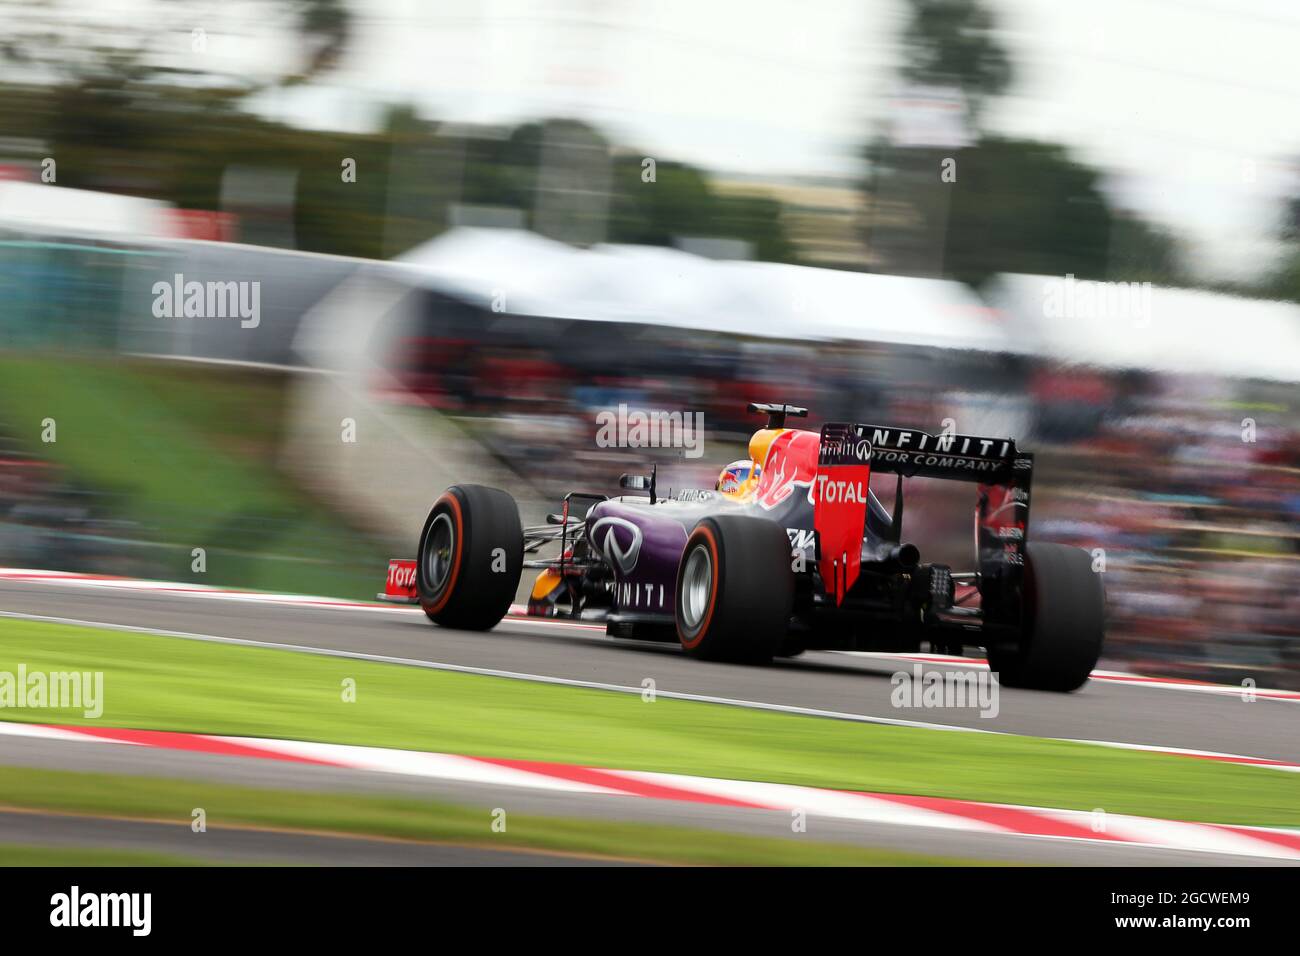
817,422,1034,621
843,424,1030,483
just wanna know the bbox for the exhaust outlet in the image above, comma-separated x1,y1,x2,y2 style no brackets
889,543,920,569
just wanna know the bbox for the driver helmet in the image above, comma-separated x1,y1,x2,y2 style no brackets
716,459,760,495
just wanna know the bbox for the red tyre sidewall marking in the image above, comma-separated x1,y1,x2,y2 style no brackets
422,492,465,617
678,525,721,651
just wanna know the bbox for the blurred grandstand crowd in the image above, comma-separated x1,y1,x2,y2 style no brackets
390,321,1300,688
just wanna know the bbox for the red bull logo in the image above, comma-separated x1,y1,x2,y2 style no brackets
754,430,820,510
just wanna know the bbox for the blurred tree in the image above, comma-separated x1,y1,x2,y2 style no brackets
372,105,449,257
937,138,1112,285
1268,257,1300,302
0,0,352,93
0,4,796,263
867,139,1108,284
608,157,796,262
1263,185,1300,302
491,120,614,246
708,194,796,264
899,0,1013,124
459,123,797,261
0,1,406,257
460,121,548,213
1284,190,1300,243
291,0,352,85
865,0,1186,288
869,136,1188,288
1106,214,1185,285
608,159,715,246
861,0,1018,278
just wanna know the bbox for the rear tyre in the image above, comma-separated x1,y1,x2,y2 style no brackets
418,484,523,631
675,515,794,663
986,542,1104,692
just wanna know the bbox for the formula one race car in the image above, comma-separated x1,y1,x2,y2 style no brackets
379,403,1105,691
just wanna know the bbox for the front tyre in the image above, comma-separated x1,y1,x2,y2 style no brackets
675,515,794,663
418,484,523,631
986,542,1104,692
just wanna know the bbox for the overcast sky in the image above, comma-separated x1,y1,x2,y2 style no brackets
117,0,1300,278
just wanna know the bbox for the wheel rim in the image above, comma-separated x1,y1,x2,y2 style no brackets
680,544,713,632
425,512,456,596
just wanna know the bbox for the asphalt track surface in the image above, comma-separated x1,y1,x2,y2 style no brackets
0,578,1296,866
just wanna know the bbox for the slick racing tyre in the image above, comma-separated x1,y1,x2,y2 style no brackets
418,484,523,631
675,515,794,663
986,542,1104,692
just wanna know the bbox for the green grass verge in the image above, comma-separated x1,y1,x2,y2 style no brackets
0,354,389,598
0,767,973,866
1,619,1296,828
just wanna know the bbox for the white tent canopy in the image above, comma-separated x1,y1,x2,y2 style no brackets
987,273,1300,382
0,181,175,241
723,260,1011,351
395,226,582,311
398,226,1006,350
